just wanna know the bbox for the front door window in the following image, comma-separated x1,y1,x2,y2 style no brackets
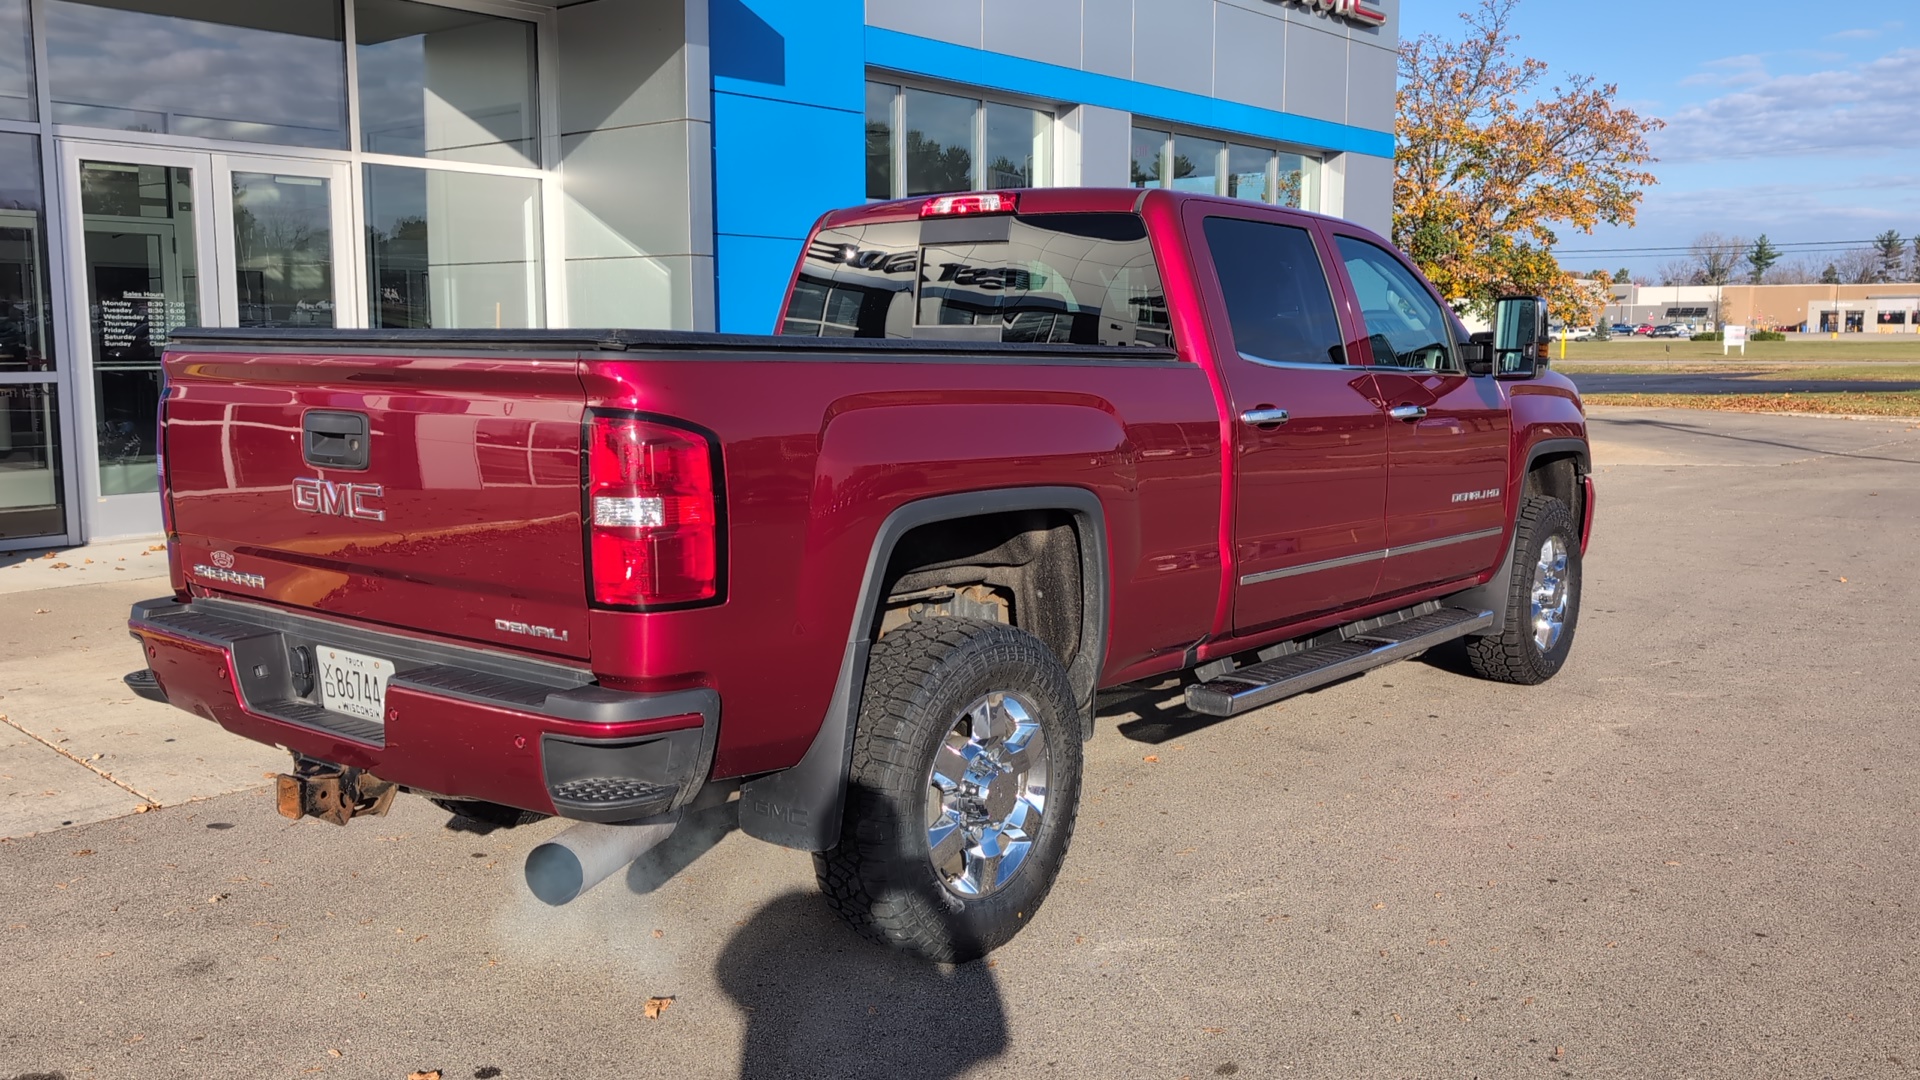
79,160,198,498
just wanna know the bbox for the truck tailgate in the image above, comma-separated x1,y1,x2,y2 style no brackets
161,346,590,661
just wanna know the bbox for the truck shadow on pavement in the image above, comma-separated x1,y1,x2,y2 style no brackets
714,893,1008,1079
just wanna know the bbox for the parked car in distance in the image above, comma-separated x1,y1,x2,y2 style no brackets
1650,324,1685,338
1633,324,1656,335
1553,326,1593,341
1610,324,1636,336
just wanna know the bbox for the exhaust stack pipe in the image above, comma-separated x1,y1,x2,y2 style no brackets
525,814,679,906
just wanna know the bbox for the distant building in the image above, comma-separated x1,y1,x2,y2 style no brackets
1604,283,1920,334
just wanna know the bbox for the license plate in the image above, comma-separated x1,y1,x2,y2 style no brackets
317,646,393,725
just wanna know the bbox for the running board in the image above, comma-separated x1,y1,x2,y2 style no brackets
1184,607,1494,718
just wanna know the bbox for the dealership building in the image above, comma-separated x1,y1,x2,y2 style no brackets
1605,283,1920,335
0,0,1398,550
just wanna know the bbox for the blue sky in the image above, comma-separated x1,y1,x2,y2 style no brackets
1398,1,1920,277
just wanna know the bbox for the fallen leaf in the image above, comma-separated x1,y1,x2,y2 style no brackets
1201,1026,1225,1035
643,996,674,1020
651,929,664,939
326,1049,342,1058
72,850,94,857
408,1072,442,1080
1142,755,1160,763
1372,903,1386,910
96,951,113,957
208,893,228,903
33,608,49,614
134,804,152,813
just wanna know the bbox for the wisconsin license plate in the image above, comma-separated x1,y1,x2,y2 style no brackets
317,646,393,725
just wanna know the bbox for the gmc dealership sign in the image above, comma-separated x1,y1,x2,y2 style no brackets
1269,0,1388,28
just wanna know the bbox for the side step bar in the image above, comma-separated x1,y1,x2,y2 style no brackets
1185,607,1493,717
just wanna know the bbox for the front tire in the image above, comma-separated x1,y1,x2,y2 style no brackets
1465,495,1582,685
815,618,1083,963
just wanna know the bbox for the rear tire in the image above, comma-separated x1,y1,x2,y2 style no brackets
815,618,1083,963
1466,495,1581,685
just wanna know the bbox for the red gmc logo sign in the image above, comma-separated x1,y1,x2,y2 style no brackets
1269,0,1388,28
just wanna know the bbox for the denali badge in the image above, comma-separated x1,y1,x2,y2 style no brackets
496,618,570,643
293,476,386,522
1451,487,1502,504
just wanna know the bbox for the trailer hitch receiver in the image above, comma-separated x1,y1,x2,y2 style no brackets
275,758,398,826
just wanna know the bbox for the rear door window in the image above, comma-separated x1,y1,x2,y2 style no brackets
783,212,1171,348
1200,215,1345,367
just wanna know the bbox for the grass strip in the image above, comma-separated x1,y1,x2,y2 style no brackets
1583,391,1920,417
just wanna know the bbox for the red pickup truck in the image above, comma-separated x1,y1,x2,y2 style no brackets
127,188,1592,961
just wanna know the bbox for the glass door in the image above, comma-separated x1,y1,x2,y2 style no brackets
57,142,352,540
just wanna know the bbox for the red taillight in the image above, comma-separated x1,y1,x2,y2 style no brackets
920,191,1018,217
586,415,719,607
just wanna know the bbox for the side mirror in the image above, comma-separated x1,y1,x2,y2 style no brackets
1462,332,1494,376
1493,295,1550,378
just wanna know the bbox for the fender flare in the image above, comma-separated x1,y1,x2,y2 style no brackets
1453,438,1591,636
737,486,1111,851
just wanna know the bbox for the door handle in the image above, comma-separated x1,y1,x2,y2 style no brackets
1388,405,1428,422
1240,407,1290,428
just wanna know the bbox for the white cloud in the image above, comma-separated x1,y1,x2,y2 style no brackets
1825,21,1904,41
1655,49,1920,163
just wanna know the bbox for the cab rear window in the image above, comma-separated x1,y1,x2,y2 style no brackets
782,212,1172,349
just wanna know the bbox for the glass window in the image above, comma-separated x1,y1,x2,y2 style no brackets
1202,216,1344,366
355,0,539,167
1132,126,1322,210
0,0,33,121
1877,310,1907,325
1171,135,1222,195
866,82,896,201
46,0,348,149
785,213,1170,349
0,134,55,374
1131,128,1168,189
231,172,335,328
1226,145,1269,203
0,383,63,540
1276,151,1315,210
866,82,1054,200
80,161,198,497
1335,236,1457,372
365,165,544,329
903,88,975,197
983,102,1048,189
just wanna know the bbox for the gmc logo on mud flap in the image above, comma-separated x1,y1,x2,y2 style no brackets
292,477,386,522
748,799,808,827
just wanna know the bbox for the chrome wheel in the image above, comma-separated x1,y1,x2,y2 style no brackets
925,691,1051,898
1531,535,1570,652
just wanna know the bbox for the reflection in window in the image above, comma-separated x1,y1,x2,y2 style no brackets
1131,127,1321,210
0,0,33,122
365,165,543,329
1203,216,1344,366
866,82,1052,200
1130,128,1169,188
0,384,63,541
784,214,1170,349
46,0,348,148
0,134,55,374
866,82,896,201
355,0,539,167
1336,235,1457,372
232,173,335,328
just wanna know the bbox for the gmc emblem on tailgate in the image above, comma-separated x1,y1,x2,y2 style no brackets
292,476,386,522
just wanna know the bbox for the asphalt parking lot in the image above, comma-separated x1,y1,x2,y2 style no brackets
3,407,1917,1080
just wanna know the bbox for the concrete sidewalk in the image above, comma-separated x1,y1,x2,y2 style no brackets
0,540,283,839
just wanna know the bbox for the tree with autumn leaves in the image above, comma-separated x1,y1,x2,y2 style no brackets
1395,0,1662,327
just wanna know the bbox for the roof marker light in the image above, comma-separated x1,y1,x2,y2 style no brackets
920,192,1019,218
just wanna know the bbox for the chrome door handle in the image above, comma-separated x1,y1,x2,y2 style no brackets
1240,407,1290,427
1388,405,1428,422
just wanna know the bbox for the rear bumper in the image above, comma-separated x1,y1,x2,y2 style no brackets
127,597,717,823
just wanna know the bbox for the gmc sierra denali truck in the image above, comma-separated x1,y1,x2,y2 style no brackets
126,187,1593,961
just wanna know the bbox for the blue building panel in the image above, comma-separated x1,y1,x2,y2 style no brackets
711,93,864,241
714,233,806,335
